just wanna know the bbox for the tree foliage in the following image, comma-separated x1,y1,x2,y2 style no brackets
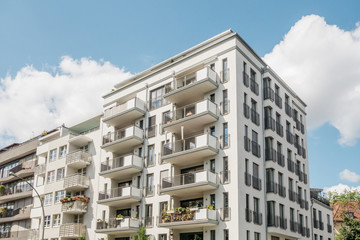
336,214,360,240
327,189,360,205
134,227,148,240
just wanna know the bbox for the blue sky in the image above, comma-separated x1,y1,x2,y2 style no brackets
1,0,360,191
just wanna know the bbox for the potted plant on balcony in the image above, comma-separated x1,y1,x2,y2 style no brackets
207,205,214,210
166,208,174,214
189,206,198,212
0,185,4,194
116,213,123,220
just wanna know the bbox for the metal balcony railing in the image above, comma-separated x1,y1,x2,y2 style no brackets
263,87,275,101
290,220,297,232
243,72,249,87
59,223,86,237
250,109,260,126
250,77,259,95
276,122,284,137
252,176,262,190
98,186,141,201
100,155,142,173
287,158,295,172
310,191,330,206
160,170,217,190
275,93,282,108
289,190,296,202
244,136,251,152
266,181,278,194
265,117,276,131
243,103,250,118
327,224,332,233
286,130,294,144
220,170,230,184
220,100,230,115
278,185,286,197
267,215,279,227
244,172,252,186
265,148,276,162
64,174,89,189
66,150,91,166
220,207,231,221
146,125,156,138
245,208,252,222
279,217,287,229
253,211,262,225
251,141,261,157
277,152,285,167
285,102,292,117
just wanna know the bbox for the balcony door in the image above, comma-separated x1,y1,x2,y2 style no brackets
180,165,203,185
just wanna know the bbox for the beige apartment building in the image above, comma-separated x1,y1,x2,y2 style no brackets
0,30,334,240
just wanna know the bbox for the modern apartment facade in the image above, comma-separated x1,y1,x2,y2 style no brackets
0,30,334,240
0,137,39,239
310,189,333,240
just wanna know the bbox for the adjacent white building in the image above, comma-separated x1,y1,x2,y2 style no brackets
22,29,334,240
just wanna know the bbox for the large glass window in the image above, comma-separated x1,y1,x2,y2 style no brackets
44,193,53,206
44,216,51,227
49,149,57,162
59,146,67,158
47,171,55,183
53,214,61,226
150,84,169,110
56,168,65,181
55,191,65,204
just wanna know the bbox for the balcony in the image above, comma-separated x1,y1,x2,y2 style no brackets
250,109,260,126
161,134,218,166
159,170,218,197
289,190,296,202
0,186,33,204
59,223,86,238
245,208,252,222
243,72,249,87
243,103,250,118
63,174,89,191
251,141,261,157
0,230,38,239
164,67,218,105
162,99,218,135
96,217,140,235
263,87,275,101
265,117,275,131
310,191,330,206
244,136,251,152
252,176,262,190
98,186,141,207
100,155,142,180
68,134,92,147
285,102,292,117
250,77,259,95
290,220,297,232
266,181,278,194
1,160,36,184
61,199,88,214
279,217,287,229
244,172,251,186
287,158,295,172
158,208,218,229
276,152,285,167
276,122,283,137
103,98,146,127
102,126,144,154
35,164,46,176
0,206,31,224
267,215,279,227
275,93,282,108
286,130,294,144
66,150,91,169
253,211,263,225
265,148,276,162
220,207,231,221
278,185,286,197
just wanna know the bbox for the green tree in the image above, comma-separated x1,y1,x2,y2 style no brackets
328,189,360,205
336,214,360,240
134,227,148,240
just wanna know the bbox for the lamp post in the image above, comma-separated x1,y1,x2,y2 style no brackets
9,171,45,240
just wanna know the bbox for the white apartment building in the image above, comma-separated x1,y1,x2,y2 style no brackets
20,29,333,240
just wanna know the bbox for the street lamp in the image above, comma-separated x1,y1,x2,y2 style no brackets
9,171,45,240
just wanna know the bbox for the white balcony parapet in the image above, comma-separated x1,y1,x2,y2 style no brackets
98,186,141,206
159,208,218,228
96,217,140,233
66,150,91,167
100,154,142,179
63,174,89,190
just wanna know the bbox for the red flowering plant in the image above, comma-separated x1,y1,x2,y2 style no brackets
60,195,89,203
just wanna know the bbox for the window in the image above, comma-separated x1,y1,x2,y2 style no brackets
222,157,229,183
59,145,67,158
224,229,229,240
147,116,156,138
223,123,229,148
44,193,53,206
210,230,216,240
146,174,154,196
44,215,51,227
147,145,155,167
53,214,61,226
145,204,153,227
80,144,88,152
210,159,215,173
222,59,229,83
74,214,83,223
254,232,260,240
49,149,57,162
47,171,55,183
150,85,169,110
223,192,229,220
210,126,215,136
246,231,250,240
56,168,65,181
222,89,229,114
159,234,167,240
55,191,65,204
210,93,215,103
210,63,215,71
210,194,216,208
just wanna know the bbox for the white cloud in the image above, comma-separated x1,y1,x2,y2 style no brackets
0,56,132,147
264,15,360,146
339,169,360,183
323,183,360,194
